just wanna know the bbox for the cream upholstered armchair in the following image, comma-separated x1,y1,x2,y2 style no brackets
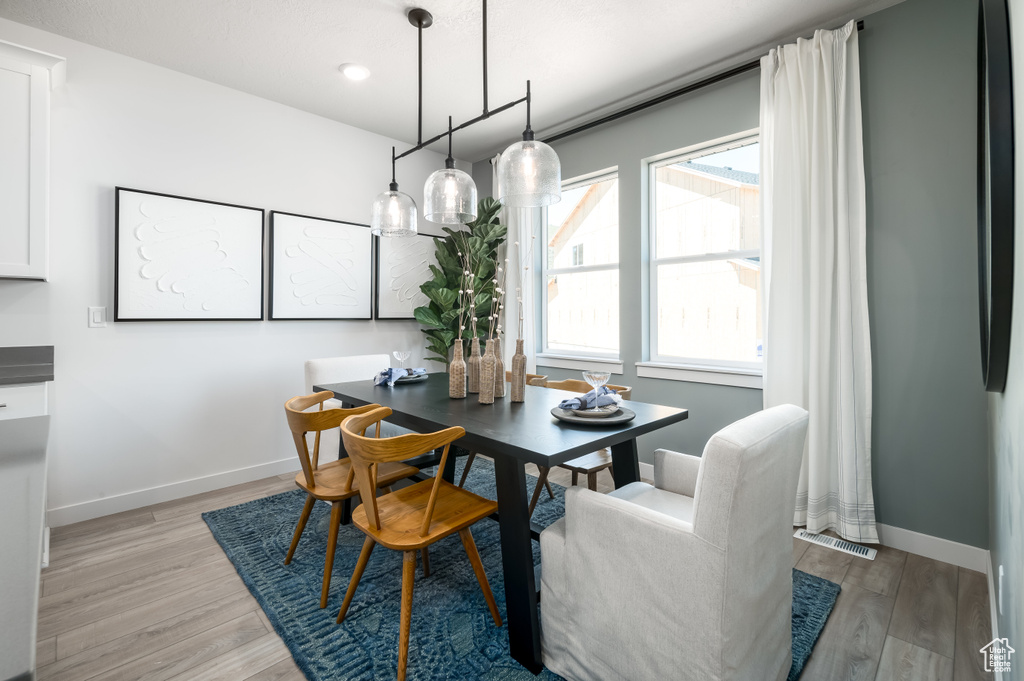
539,404,809,681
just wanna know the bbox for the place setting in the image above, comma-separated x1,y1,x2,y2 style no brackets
373,350,428,386
549,371,637,426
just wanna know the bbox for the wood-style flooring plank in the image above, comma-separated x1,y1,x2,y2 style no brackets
845,545,908,597
953,568,991,681
150,478,294,522
165,633,291,681
796,543,855,584
37,559,239,640
875,635,953,681
86,611,269,681
37,590,258,681
50,508,156,545
793,535,810,567
43,534,222,597
799,583,895,681
889,554,958,658
55,570,251,659
46,514,209,572
36,636,56,667
245,656,306,681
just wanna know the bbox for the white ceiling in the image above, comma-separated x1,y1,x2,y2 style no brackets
0,0,902,161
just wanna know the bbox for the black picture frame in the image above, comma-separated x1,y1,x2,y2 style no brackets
373,233,438,320
977,0,1015,392
114,187,265,322
268,211,374,321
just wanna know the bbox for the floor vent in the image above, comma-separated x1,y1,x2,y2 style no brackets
794,529,876,560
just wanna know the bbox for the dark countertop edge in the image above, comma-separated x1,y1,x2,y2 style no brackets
0,346,54,385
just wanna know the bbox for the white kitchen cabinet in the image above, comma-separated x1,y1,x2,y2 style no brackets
0,40,64,281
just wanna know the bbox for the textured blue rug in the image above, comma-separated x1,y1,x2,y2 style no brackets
203,458,839,680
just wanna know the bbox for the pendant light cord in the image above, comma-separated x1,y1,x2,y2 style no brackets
390,146,398,191
482,0,488,114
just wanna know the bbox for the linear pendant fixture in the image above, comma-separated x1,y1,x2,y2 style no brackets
372,0,561,235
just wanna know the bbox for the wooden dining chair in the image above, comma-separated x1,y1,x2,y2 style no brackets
284,392,423,609
336,406,502,681
456,371,550,492
527,378,634,514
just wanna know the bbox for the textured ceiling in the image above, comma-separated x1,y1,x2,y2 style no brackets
0,0,902,161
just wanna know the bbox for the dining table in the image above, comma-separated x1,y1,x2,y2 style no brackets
314,372,689,675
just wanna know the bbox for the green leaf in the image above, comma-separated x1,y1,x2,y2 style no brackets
414,306,442,328
425,287,457,310
441,309,461,326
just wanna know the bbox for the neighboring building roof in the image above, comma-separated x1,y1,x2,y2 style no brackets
675,161,759,186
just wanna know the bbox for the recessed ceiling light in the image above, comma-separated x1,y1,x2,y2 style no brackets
339,63,370,81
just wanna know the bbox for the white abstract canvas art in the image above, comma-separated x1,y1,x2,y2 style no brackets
375,233,436,319
270,212,372,319
115,188,264,321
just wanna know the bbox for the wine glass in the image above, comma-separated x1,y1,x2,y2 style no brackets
393,350,411,369
582,370,611,410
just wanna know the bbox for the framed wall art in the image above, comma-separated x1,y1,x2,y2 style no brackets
977,0,1015,392
374,232,437,320
114,188,265,321
269,211,373,320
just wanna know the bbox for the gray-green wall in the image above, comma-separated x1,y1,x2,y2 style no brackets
990,0,1024,657
473,0,990,548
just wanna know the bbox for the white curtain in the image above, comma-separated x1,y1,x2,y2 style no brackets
760,21,877,543
492,154,538,372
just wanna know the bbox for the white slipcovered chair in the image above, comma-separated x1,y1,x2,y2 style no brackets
303,355,413,460
540,404,809,681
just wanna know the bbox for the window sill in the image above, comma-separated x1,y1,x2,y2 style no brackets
635,362,762,388
536,353,624,375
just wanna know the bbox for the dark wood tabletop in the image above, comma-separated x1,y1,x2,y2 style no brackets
313,373,689,468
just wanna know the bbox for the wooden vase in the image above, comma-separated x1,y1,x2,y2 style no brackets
493,337,506,398
478,340,496,405
467,339,482,394
449,341,466,399
510,339,527,402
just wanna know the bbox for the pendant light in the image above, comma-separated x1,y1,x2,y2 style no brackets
498,81,561,208
371,147,417,237
424,117,478,224
373,2,560,233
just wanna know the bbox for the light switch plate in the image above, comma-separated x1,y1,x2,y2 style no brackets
88,306,107,328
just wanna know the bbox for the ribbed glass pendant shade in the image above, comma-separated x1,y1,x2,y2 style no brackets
424,164,477,224
371,184,418,237
497,138,561,207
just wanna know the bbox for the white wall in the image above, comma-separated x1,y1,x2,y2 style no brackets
990,0,1024,654
0,18,452,525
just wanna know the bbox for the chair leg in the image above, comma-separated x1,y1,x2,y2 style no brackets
284,494,316,565
572,471,579,487
337,536,376,623
397,551,417,681
459,528,502,627
420,547,430,578
528,466,550,516
587,472,598,492
457,451,477,488
320,501,343,609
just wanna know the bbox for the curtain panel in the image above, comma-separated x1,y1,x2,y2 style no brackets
760,20,877,543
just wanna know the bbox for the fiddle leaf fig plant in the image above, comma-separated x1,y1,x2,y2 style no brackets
414,197,505,366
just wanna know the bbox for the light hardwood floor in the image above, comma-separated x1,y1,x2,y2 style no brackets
38,464,991,681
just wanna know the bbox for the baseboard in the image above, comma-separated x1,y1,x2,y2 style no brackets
986,551,1003,681
47,457,297,527
639,461,654,481
876,523,988,572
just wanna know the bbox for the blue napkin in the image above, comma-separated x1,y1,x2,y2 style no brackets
374,367,427,387
558,386,620,410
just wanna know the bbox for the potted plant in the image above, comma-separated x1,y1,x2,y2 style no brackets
414,197,506,368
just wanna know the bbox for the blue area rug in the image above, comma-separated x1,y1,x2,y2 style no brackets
203,458,839,680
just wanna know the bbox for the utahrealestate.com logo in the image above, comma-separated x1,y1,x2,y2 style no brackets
980,638,1015,673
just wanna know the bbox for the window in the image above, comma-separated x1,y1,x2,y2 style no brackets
649,137,761,370
541,172,619,358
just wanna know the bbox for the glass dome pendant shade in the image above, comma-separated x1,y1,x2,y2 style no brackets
498,83,561,208
424,120,477,224
371,148,418,237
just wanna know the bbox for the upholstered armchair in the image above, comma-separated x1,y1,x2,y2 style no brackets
540,404,809,681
